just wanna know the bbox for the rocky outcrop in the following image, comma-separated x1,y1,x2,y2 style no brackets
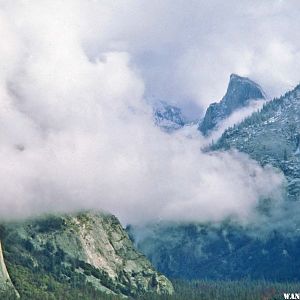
153,101,186,132
199,74,265,135
0,241,19,297
2,212,173,298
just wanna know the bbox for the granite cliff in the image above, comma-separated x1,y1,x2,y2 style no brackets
0,212,173,299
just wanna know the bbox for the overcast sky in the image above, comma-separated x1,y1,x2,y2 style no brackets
0,1,291,224
75,0,300,118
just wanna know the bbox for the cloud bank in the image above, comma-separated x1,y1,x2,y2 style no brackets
71,0,300,117
0,0,286,224
209,99,268,142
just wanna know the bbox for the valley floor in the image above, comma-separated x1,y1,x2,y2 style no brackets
140,280,300,300
2,268,300,300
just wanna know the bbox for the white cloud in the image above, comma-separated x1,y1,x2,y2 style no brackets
77,0,300,114
209,99,268,142
0,0,286,225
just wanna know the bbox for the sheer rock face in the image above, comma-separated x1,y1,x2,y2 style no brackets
0,241,19,297
199,74,265,135
2,212,173,298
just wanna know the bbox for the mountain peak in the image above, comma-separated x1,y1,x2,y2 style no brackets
229,73,254,82
153,101,186,132
228,73,264,91
198,74,265,135
230,73,243,80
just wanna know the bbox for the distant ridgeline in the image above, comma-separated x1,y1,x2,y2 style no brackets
152,74,266,135
130,79,300,282
153,101,186,132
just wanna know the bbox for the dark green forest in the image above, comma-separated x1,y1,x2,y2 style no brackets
2,263,300,300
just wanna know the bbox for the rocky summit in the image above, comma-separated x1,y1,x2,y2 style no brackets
153,101,186,132
199,74,266,135
0,212,173,298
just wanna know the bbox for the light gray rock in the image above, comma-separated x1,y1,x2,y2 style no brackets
199,74,265,135
2,212,173,298
0,241,19,298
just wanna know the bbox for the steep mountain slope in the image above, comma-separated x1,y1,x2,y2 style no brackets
153,101,186,132
213,84,300,200
0,241,19,298
1,212,173,298
129,222,300,281
199,74,266,135
130,84,300,282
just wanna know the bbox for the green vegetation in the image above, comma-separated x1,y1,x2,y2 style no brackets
139,280,300,300
3,233,132,298
2,269,300,300
0,213,173,298
3,263,122,300
2,213,300,299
